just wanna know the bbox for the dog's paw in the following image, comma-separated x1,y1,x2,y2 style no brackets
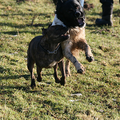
60,81,65,86
37,77,42,82
60,77,66,86
31,79,36,89
55,78,60,83
77,68,85,74
66,73,71,77
65,69,71,77
66,71,71,77
86,56,94,62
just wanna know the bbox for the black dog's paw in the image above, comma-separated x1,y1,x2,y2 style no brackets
55,77,61,83
31,79,36,89
37,77,42,82
60,77,66,86
77,68,85,74
60,81,65,86
86,56,94,62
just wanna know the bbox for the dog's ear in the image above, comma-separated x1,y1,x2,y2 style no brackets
42,28,47,35
57,0,67,12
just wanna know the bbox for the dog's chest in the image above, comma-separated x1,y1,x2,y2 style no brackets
69,27,85,40
48,60,57,67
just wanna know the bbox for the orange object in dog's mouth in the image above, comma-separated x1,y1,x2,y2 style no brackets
61,31,69,39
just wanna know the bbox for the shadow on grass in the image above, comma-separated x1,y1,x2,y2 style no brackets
0,77,53,95
0,13,51,30
0,85,29,94
0,22,26,29
1,25,50,35
0,23,51,35
0,67,54,81
1,30,40,35
0,73,53,80
113,9,120,17
0,84,53,95
0,74,29,80
0,22,52,35
1,22,51,35
0,13,51,18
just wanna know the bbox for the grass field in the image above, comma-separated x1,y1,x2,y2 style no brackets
0,0,120,119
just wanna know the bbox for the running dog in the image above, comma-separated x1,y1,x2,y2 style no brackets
27,25,69,88
52,0,94,76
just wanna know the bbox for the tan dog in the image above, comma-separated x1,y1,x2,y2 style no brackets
61,27,94,76
52,0,94,76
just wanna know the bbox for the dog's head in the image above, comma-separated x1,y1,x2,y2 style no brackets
56,0,85,28
43,25,69,43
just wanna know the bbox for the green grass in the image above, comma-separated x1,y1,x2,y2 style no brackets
0,0,120,119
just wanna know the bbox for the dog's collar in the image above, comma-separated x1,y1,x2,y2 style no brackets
39,42,61,54
47,44,60,54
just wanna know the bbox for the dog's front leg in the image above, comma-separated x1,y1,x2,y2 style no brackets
63,46,85,74
54,64,61,83
58,60,66,86
85,44,94,62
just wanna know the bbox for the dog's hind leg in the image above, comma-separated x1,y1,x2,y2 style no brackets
27,57,36,89
37,66,42,82
58,60,66,86
65,59,71,77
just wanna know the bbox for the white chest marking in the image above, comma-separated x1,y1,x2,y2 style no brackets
52,14,66,27
49,61,57,67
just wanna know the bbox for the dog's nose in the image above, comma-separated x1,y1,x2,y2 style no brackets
75,11,83,18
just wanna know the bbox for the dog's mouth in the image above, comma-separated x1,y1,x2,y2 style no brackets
77,18,85,27
60,31,69,39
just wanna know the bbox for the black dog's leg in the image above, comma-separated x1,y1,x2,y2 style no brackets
27,57,36,89
37,66,42,82
54,64,61,83
58,60,66,86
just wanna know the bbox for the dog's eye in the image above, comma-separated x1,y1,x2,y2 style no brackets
69,9,74,13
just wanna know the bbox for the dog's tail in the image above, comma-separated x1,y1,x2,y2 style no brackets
27,42,34,71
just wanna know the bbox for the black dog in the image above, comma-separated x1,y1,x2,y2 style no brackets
52,0,85,28
27,25,69,88
52,0,94,76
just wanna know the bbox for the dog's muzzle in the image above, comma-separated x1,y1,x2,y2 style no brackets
75,11,85,27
